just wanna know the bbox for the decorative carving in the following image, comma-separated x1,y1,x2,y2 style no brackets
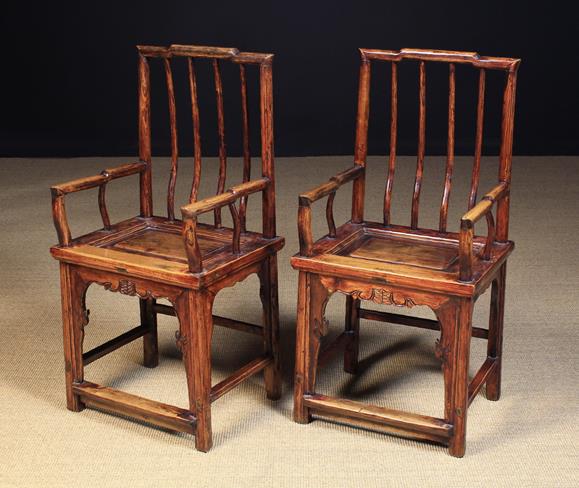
259,281,266,305
338,287,416,307
119,279,136,295
312,284,333,341
313,317,330,339
175,331,188,353
185,226,195,246
100,279,154,299
80,286,90,329
434,337,450,365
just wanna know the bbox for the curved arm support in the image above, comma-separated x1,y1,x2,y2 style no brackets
459,182,508,281
180,178,270,273
50,161,147,246
298,165,364,256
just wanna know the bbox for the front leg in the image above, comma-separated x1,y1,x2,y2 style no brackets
60,264,89,412
434,301,457,423
258,255,282,400
293,273,332,423
174,290,215,452
436,298,473,458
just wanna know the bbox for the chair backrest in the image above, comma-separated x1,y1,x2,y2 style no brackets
136,44,275,237
353,48,520,240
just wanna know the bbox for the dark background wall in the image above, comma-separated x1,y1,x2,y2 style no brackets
1,1,577,157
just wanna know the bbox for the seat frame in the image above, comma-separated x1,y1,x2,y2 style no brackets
50,44,283,452
292,48,520,457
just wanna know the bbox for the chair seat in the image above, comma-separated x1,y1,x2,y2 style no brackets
291,221,513,296
51,216,284,288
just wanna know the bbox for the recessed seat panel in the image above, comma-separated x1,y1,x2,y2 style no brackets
51,216,284,287
108,228,227,262
291,221,513,296
340,232,459,271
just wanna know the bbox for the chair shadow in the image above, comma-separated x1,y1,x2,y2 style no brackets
335,336,443,400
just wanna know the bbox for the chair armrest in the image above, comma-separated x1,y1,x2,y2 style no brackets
180,178,270,273
458,182,508,281
50,162,147,246
181,178,269,218
299,165,364,205
50,162,146,196
298,165,364,256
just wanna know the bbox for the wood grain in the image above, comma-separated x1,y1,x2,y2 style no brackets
51,44,283,452
138,54,153,217
212,59,227,228
383,62,398,225
187,58,202,203
292,47,520,457
360,48,520,70
73,381,196,434
411,61,426,229
352,52,370,223
439,63,455,232
239,63,251,232
469,69,486,209
164,57,179,221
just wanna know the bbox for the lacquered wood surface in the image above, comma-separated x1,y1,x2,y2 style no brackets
292,47,520,457
344,234,459,271
51,44,283,452
111,228,224,260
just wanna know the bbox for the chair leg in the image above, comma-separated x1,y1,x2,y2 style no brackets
140,298,159,368
176,290,214,452
59,263,86,412
448,298,473,458
344,296,360,374
294,272,330,424
486,263,506,401
435,302,457,423
259,255,282,400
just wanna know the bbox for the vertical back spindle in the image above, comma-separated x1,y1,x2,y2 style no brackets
138,54,153,217
98,183,111,230
383,62,398,225
239,64,251,232
213,59,227,227
326,191,337,237
411,61,426,229
228,203,241,255
352,55,371,223
496,69,518,241
439,63,456,232
469,69,486,209
188,58,202,203
483,211,496,260
164,58,179,221
260,59,276,238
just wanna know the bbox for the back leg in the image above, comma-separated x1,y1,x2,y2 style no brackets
486,264,506,401
140,298,159,368
343,296,360,374
259,255,282,400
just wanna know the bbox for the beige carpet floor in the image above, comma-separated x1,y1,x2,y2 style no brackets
0,155,577,487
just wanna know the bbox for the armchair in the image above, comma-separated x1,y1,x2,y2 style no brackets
50,44,284,452
292,48,520,457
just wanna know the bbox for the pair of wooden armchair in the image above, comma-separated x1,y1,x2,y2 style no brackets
50,45,520,457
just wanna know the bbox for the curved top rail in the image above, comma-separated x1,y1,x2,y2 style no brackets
136,45,273,64
360,48,520,71
170,44,239,58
